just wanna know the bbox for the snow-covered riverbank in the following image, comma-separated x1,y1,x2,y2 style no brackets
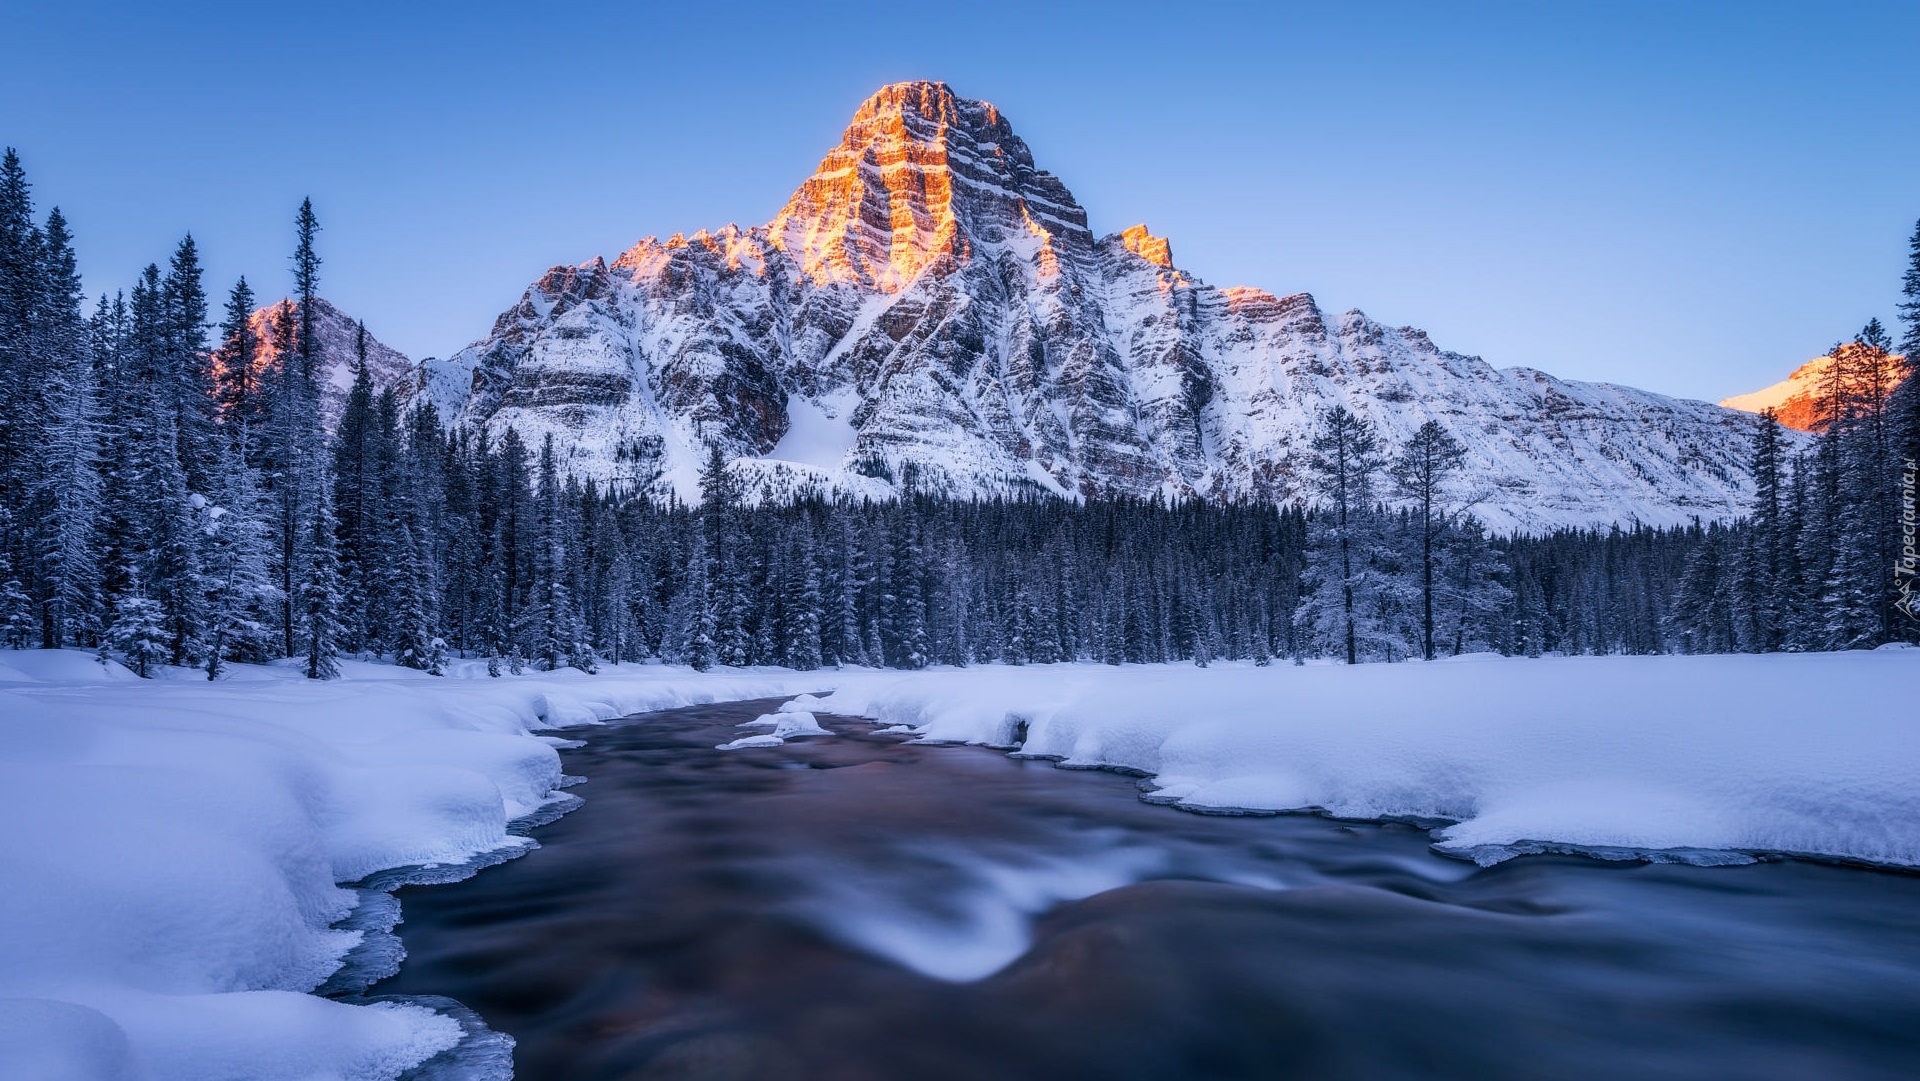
818,649,1920,867
3,647,1916,1079
0,652,821,1081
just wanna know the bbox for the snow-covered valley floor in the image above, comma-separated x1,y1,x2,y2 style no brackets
1,648,1915,1079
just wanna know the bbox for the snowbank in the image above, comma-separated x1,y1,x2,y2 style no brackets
6,646,1914,1077
0,651,820,1081
812,650,1920,868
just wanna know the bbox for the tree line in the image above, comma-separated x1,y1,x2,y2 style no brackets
1,149,1915,678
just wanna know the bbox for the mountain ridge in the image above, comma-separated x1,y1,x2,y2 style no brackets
1720,347,1908,432
402,80,1783,532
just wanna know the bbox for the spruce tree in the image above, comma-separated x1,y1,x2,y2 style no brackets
201,440,279,677
30,207,100,647
781,524,824,670
1746,409,1788,650
332,329,378,650
105,569,168,677
299,494,346,680
292,198,321,378
215,277,260,431
124,265,205,666
0,149,40,592
1391,419,1469,660
163,235,215,491
1297,405,1385,663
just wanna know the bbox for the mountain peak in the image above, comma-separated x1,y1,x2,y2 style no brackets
768,81,1087,292
435,80,1783,532
847,80,974,127
1118,224,1173,267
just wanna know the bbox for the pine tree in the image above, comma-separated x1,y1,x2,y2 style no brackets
887,505,930,668
0,149,41,600
123,265,205,666
214,277,260,432
1391,419,1469,659
299,495,346,680
1439,517,1510,655
385,517,438,671
1670,524,1735,653
1297,406,1386,663
676,535,717,671
201,440,279,678
0,505,35,649
104,570,168,678
30,207,100,647
163,235,215,491
781,524,824,670
332,329,379,650
292,199,321,379
1746,409,1788,651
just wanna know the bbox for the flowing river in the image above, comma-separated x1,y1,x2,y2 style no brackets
371,698,1920,1080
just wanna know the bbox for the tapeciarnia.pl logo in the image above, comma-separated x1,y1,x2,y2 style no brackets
1899,458,1918,623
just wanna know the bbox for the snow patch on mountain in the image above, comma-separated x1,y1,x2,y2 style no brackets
767,391,859,470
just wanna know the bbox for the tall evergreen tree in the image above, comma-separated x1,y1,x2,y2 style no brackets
214,278,261,442
163,235,215,490
1297,406,1385,663
332,325,379,650
299,493,346,680
1391,420,1469,660
29,207,100,647
1745,409,1789,650
292,198,321,378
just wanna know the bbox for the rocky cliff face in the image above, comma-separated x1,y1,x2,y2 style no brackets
244,297,414,428
424,80,1782,532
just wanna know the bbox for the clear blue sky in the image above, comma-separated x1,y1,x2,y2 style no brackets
5,1,1916,401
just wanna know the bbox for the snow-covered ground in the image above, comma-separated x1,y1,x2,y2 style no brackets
3,647,1915,1079
0,652,822,1081
815,650,1920,868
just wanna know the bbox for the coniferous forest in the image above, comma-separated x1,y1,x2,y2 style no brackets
1,150,1917,679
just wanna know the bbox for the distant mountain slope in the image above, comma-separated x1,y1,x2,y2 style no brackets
1720,348,1907,432
421,80,1783,532
243,296,412,427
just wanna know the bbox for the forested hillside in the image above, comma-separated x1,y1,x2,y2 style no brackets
1,150,1915,679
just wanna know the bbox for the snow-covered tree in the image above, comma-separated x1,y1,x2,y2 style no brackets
298,496,346,680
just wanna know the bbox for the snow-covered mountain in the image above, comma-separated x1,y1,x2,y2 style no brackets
422,80,1778,532
1720,349,1908,432
244,296,413,428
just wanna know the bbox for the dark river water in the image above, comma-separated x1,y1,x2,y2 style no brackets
375,698,1920,1081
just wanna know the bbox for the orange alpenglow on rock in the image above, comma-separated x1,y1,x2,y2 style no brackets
764,80,1082,292
1221,286,1285,320
1720,345,1908,432
229,296,413,428
1119,224,1172,268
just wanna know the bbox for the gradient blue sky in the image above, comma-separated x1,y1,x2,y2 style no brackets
5,1,1916,401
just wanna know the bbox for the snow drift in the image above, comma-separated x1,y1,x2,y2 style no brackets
813,650,1920,868
0,652,814,1081
5,645,1915,1078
